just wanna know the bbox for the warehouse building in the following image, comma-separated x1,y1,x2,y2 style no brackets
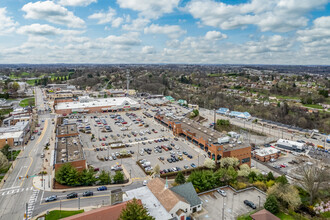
55,96,141,115
154,114,251,166
276,139,306,152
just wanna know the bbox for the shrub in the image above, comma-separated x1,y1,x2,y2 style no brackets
253,181,267,191
266,180,275,188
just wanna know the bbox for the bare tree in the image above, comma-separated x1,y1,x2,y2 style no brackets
297,162,329,205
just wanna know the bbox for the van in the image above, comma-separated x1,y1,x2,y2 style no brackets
270,158,276,162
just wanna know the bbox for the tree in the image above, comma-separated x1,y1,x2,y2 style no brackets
55,163,80,186
119,198,155,220
11,82,20,92
113,171,124,183
187,170,216,192
248,171,257,183
79,168,96,186
266,172,275,181
227,166,238,184
275,175,288,185
238,164,250,177
0,151,9,170
153,164,160,177
1,144,10,159
204,158,216,169
268,183,301,210
264,194,279,214
220,157,239,169
175,171,186,185
297,163,328,204
98,170,111,185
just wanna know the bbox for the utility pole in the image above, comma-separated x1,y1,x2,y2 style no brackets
78,197,80,210
25,203,28,220
222,200,226,220
213,109,216,130
60,199,62,218
126,70,130,96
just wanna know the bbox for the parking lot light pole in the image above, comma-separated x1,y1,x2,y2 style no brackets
258,196,260,208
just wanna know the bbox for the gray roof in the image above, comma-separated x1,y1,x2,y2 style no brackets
170,182,202,207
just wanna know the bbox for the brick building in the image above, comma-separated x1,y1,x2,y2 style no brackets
252,148,281,162
154,114,251,166
0,121,30,149
54,119,86,172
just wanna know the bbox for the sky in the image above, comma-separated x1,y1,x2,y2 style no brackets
0,0,330,64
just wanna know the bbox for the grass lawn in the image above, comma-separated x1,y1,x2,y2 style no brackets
9,75,20,80
45,210,84,220
275,212,295,220
275,95,300,100
19,98,35,107
26,79,36,86
0,108,13,116
303,104,324,109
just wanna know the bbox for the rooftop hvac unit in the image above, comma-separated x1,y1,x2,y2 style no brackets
198,128,201,130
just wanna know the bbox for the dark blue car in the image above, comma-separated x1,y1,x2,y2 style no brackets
97,186,107,191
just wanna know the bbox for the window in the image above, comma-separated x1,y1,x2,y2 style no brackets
242,157,250,163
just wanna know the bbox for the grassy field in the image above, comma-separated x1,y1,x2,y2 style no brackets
303,104,324,109
275,212,295,220
19,98,35,107
0,108,13,116
45,210,84,220
275,95,300,100
26,79,36,86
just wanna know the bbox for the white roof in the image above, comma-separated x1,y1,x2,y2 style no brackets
56,97,139,110
277,139,305,148
0,131,23,139
124,186,172,220
255,148,280,157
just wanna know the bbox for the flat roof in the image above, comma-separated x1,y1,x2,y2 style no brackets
254,148,280,157
0,131,23,139
124,186,172,220
55,97,139,110
56,135,84,164
0,121,29,133
57,123,78,136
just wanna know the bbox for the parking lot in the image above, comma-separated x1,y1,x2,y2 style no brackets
75,108,205,180
197,187,266,219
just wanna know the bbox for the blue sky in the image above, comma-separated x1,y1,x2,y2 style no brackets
0,0,329,64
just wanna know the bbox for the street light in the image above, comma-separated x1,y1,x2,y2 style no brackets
258,195,261,208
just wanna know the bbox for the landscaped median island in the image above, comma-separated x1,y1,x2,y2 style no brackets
19,97,35,107
44,209,84,220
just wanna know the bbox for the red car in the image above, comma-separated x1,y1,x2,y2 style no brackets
102,138,106,141
101,143,105,146
34,130,38,133
122,122,127,124
280,164,286,168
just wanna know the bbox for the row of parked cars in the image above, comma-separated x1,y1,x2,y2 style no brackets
45,186,108,202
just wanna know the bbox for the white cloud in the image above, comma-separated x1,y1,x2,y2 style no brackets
58,0,97,7
112,18,123,28
117,0,180,19
205,31,227,40
144,24,186,38
17,23,84,36
22,1,85,28
122,17,150,31
88,7,116,24
0,7,19,35
186,0,329,32
142,46,155,54
103,32,141,46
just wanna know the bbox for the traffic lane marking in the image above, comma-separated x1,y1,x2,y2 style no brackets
40,194,111,205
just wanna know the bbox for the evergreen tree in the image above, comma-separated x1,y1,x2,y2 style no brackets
175,171,186,184
276,175,288,185
113,171,124,183
267,172,275,181
264,194,279,214
79,168,96,186
119,198,155,220
55,163,80,186
99,170,111,185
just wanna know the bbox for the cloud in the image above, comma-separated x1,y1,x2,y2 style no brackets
58,0,97,7
142,46,155,54
122,17,150,31
22,1,85,28
0,7,19,35
205,31,227,40
103,32,141,46
17,23,84,36
117,0,180,19
144,24,186,38
89,7,116,24
186,0,329,32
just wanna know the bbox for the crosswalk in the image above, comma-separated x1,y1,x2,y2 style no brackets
26,189,39,219
0,187,35,196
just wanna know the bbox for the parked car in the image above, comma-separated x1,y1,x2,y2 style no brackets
191,163,197,168
45,195,57,202
67,192,78,199
143,180,148,186
244,200,256,209
82,191,93,197
217,189,227,197
97,186,107,191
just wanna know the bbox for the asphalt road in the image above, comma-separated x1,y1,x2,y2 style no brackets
0,87,55,220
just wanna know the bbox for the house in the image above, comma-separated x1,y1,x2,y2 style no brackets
147,178,202,219
250,209,280,220
62,199,142,220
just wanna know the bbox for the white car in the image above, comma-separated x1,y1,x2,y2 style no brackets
217,189,227,197
143,180,148,186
